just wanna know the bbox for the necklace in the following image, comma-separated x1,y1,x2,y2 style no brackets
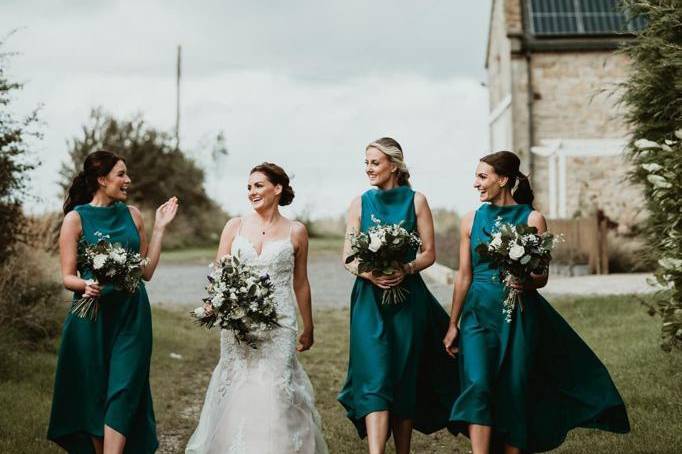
257,216,279,236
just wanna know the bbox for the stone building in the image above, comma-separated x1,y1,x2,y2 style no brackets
486,0,646,227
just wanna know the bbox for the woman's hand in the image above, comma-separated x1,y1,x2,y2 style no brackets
366,267,406,289
83,280,101,298
443,324,459,358
508,273,546,291
297,327,314,352
153,196,179,230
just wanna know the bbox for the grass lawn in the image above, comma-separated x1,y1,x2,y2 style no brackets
2,295,681,453
162,236,345,264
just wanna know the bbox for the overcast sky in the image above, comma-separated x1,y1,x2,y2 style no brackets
1,0,491,218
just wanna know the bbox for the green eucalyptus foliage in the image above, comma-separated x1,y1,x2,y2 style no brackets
621,0,682,351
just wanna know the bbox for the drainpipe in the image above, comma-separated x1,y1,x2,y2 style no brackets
521,0,535,177
526,50,535,178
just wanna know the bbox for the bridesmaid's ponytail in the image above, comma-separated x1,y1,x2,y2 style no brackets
480,151,535,209
513,171,534,207
63,150,125,214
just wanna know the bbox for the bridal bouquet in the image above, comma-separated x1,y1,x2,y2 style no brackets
191,254,279,348
476,217,560,322
345,214,422,304
73,231,148,320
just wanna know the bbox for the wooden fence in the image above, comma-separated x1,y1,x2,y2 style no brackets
547,212,609,274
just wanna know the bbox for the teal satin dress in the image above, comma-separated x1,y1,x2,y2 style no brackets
338,186,459,437
448,203,629,452
48,202,158,453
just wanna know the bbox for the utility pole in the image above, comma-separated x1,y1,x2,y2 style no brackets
175,45,182,151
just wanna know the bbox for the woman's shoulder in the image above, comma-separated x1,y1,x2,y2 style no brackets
223,216,243,233
527,209,547,230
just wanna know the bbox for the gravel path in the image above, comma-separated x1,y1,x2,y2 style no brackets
145,255,658,308
146,252,358,308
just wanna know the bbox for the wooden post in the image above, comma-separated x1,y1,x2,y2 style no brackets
175,45,181,151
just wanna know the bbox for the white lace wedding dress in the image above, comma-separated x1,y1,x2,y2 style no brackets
185,232,328,454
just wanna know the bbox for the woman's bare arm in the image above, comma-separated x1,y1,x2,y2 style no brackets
292,221,314,352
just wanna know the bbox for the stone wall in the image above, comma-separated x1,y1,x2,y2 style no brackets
487,0,512,109
530,52,630,140
527,51,644,227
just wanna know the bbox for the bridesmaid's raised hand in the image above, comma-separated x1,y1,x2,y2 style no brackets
154,196,179,230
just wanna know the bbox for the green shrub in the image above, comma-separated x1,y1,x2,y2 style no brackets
0,245,64,350
60,108,229,249
0,38,40,264
621,0,682,351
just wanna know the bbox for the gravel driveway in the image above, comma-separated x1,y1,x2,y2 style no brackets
145,254,657,309
146,252,453,308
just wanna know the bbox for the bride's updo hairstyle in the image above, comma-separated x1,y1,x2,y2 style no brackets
366,137,411,187
250,162,295,206
63,150,125,214
480,150,534,208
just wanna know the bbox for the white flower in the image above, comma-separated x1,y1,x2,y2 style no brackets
675,129,682,140
92,254,108,270
229,307,246,320
211,294,224,308
509,243,525,261
193,306,206,318
368,232,383,252
634,139,661,150
111,249,127,264
490,234,503,249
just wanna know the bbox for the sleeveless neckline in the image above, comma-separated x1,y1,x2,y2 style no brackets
82,201,123,210
233,234,293,260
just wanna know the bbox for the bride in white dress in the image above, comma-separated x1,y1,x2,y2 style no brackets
186,163,328,454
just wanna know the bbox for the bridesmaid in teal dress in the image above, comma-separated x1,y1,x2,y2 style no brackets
48,150,178,454
338,138,459,454
443,151,629,453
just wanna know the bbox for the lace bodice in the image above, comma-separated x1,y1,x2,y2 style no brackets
230,234,297,330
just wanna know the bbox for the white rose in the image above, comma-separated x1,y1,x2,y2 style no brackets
229,307,246,320
368,232,383,252
112,249,127,264
93,254,108,270
193,307,206,318
509,243,525,261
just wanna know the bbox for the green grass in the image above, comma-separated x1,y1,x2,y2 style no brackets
2,295,681,453
162,236,345,264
